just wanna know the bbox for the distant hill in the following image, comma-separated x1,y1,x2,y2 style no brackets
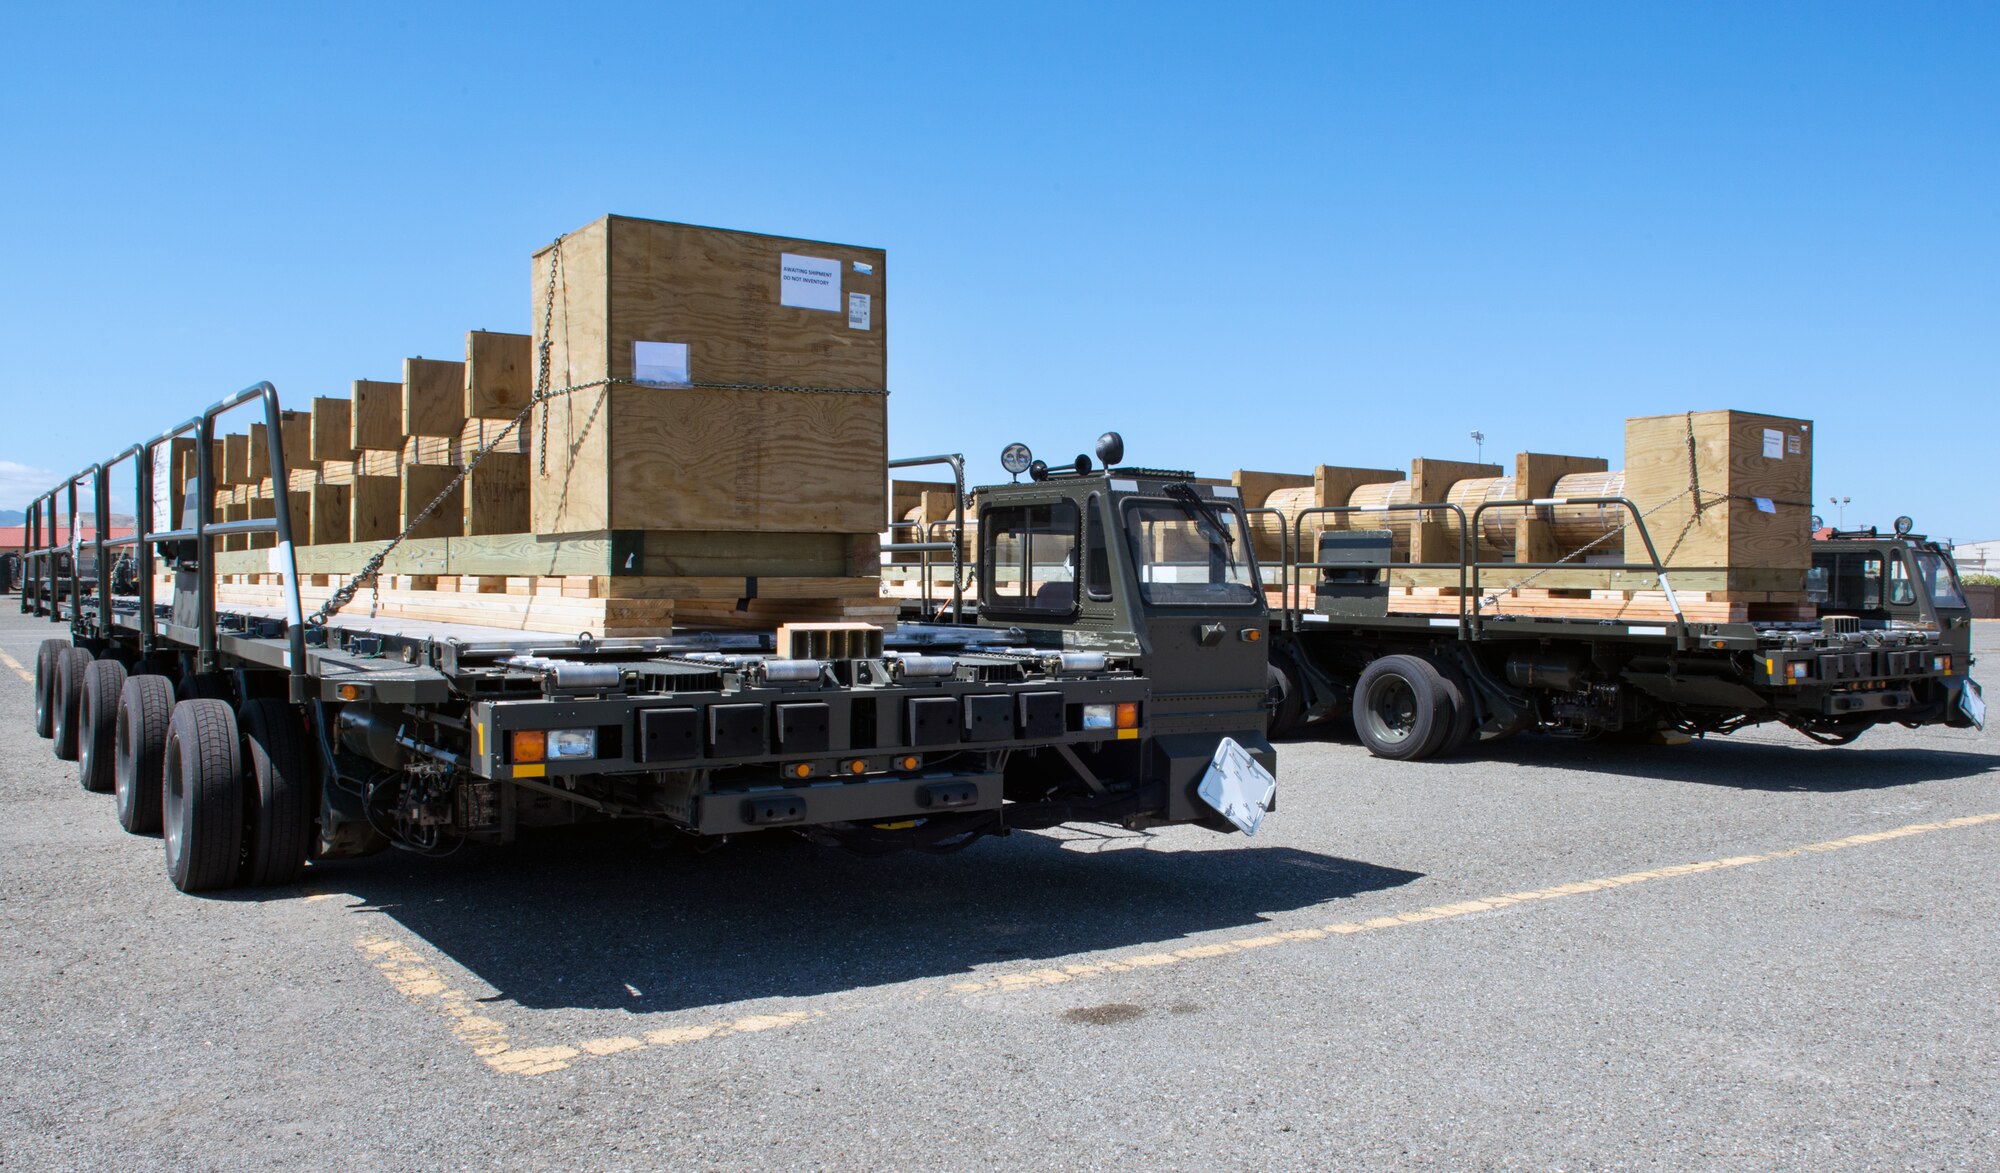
0,510,22,526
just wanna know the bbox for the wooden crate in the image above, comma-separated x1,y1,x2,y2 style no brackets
1624,410,1813,587
529,215,888,536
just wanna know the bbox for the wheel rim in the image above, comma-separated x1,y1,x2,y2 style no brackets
1369,676,1418,743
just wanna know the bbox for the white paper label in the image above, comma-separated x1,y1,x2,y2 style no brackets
1762,428,1783,459
632,341,689,386
847,292,871,331
779,253,842,311
851,260,874,275
1754,496,1776,513
1787,433,1802,455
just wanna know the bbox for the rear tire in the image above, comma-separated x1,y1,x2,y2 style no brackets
51,647,94,762
239,699,314,888
1416,656,1478,758
77,658,127,792
1353,654,1450,761
34,639,64,738
162,699,243,893
115,675,176,833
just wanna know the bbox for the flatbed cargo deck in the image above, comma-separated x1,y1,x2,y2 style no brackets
19,386,1276,892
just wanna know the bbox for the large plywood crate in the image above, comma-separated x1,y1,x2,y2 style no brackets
1623,410,1813,591
530,215,888,537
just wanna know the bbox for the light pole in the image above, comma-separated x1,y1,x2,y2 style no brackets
1828,495,1850,526
1470,430,1485,464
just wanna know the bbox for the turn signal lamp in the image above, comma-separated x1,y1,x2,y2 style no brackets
1116,703,1140,729
1934,655,1952,675
512,730,547,763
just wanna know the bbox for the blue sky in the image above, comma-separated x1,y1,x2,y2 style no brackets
2,4,1993,540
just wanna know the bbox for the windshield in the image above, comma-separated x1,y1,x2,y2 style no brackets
1122,499,1259,606
1915,549,1967,609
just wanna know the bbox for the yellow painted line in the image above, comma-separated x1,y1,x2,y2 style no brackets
348,810,2000,1076
0,649,31,683
353,932,820,1076
941,810,2000,996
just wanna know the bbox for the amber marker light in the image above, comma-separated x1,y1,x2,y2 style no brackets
790,762,814,779
1116,703,1139,729
337,684,361,701
848,759,868,775
899,755,921,771
512,730,546,762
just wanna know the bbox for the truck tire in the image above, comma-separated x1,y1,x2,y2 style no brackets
51,647,94,762
239,699,314,888
34,638,65,738
1417,656,1478,758
77,658,128,792
1266,662,1304,739
162,699,244,893
1353,654,1451,761
115,675,176,834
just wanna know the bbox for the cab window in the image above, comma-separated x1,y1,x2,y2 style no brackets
1915,549,1967,609
1887,551,1916,606
1121,498,1259,607
1084,493,1112,601
1811,551,1883,611
983,501,1080,615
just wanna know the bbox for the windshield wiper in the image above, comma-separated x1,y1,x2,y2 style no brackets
1163,482,1238,571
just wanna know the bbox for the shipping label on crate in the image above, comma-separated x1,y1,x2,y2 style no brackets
779,253,842,311
1763,429,1784,459
848,292,871,331
633,341,690,386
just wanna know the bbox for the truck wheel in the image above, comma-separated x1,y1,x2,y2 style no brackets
33,639,65,738
115,675,176,834
1417,656,1478,758
1353,654,1450,761
1266,663,1304,739
239,699,314,888
162,699,244,893
77,658,128,792
51,647,95,762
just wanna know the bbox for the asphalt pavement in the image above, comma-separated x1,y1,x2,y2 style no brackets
1,604,1995,1171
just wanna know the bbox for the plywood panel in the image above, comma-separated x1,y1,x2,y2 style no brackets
311,397,356,463
603,385,886,533
464,452,529,536
466,330,532,419
351,380,403,451
277,409,315,474
403,357,467,438
1409,458,1501,564
310,483,351,545
350,475,401,541
221,434,252,486
400,464,463,540
1510,453,1613,563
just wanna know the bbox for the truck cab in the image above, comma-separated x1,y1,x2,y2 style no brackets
1810,520,1980,728
964,442,1275,830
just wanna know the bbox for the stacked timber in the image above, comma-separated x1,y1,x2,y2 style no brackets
1240,409,1817,624
184,216,895,637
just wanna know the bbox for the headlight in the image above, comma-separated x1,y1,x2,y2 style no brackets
548,728,597,759
1082,703,1115,729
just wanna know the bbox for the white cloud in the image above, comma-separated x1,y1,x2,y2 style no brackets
0,459,60,512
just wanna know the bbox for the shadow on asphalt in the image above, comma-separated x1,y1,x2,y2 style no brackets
1281,718,1998,792
1484,738,2000,792
303,827,1421,1013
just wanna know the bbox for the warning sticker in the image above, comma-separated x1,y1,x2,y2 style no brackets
779,253,841,312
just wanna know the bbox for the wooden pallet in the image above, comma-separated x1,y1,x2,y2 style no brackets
1266,582,1814,624
185,571,886,637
